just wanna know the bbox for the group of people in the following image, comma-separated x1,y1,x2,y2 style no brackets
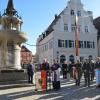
26,59,61,90
40,59,61,90
62,58,100,87
26,57,100,91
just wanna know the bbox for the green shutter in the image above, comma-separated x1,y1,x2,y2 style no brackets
58,40,61,47
65,40,68,48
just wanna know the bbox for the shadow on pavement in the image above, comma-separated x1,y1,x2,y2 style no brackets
0,78,100,100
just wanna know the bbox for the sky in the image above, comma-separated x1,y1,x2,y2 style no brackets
0,0,100,55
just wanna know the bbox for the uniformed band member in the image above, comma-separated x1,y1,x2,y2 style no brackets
62,61,68,79
82,59,91,87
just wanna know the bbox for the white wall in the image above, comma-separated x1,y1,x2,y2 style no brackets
37,0,98,63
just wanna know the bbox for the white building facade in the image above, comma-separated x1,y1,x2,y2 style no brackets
36,0,97,64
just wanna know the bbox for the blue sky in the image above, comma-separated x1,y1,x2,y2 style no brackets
0,0,100,54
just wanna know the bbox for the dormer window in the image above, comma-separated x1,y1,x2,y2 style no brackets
77,11,81,16
85,26,88,32
71,24,75,31
71,10,74,15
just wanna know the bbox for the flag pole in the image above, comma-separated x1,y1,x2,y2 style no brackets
75,14,79,61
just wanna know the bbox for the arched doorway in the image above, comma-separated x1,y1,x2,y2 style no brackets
69,55,74,62
60,55,66,63
89,55,93,61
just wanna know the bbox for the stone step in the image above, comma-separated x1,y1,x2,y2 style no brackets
0,80,35,90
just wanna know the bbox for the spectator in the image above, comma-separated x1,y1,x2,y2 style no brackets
27,61,34,84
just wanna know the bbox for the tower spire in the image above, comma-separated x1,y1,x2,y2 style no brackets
5,0,17,16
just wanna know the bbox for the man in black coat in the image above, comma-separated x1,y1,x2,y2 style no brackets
82,59,91,87
27,62,34,84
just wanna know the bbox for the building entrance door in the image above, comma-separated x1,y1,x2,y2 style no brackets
60,55,66,63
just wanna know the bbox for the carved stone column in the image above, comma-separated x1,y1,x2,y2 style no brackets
13,44,21,70
1,40,8,70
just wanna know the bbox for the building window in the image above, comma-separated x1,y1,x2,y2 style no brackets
58,40,61,47
69,40,74,48
45,44,48,51
87,41,90,48
71,24,76,31
90,42,93,48
65,40,68,48
84,41,87,48
78,25,81,32
85,26,88,32
64,24,68,31
47,44,48,50
58,40,65,47
72,41,74,47
77,11,81,16
71,10,74,15
49,41,53,49
79,41,83,48
93,42,95,48
60,55,66,63
43,46,45,52
61,40,65,47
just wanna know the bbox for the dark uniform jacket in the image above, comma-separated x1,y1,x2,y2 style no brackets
62,64,68,72
82,62,91,75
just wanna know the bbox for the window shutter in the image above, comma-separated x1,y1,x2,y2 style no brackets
65,40,68,48
58,40,61,47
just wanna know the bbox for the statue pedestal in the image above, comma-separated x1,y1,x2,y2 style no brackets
0,69,27,84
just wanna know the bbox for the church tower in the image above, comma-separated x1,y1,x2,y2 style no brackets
0,0,27,70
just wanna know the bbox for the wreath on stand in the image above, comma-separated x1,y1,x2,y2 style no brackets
38,78,44,88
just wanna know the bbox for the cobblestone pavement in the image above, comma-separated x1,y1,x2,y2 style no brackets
0,77,100,100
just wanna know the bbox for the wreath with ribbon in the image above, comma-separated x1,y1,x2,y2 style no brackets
38,78,44,87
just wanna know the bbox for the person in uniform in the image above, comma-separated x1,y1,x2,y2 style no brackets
62,61,68,79
82,59,91,87
69,61,73,79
